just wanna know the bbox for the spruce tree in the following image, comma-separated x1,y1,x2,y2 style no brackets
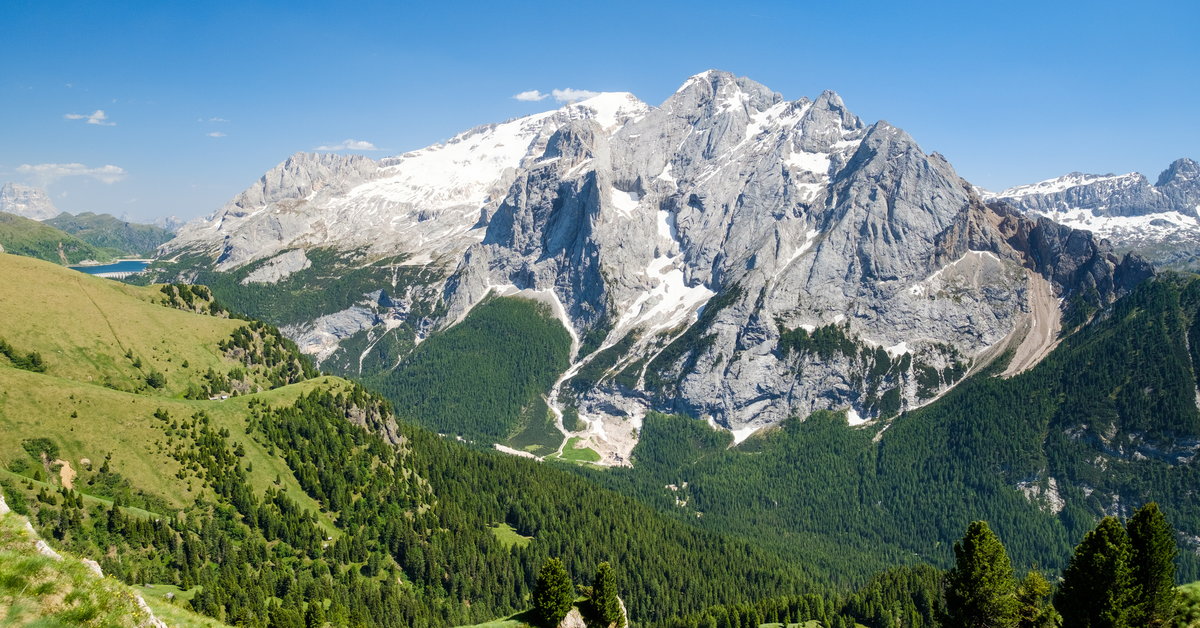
1127,502,1178,627
1015,569,1058,628
591,562,624,628
1056,516,1135,628
533,557,574,628
944,520,1018,627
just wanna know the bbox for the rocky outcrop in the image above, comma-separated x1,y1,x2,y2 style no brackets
240,248,312,284
0,183,60,221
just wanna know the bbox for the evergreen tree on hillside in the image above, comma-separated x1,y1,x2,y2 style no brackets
1127,503,1178,627
1014,569,1058,628
534,557,574,628
590,562,624,628
1056,517,1135,627
944,521,1018,627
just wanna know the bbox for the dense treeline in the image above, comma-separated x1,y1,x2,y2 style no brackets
3,382,832,626
146,248,441,327
219,320,319,384
369,296,571,445
945,505,1181,627
138,249,445,376
658,565,944,628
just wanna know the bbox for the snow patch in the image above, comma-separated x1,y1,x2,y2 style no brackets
995,172,1138,198
780,228,820,271
572,92,649,132
657,162,677,184
731,425,760,444
610,188,640,218
493,444,540,460
786,150,831,174
908,250,1003,297
846,408,867,426
1033,208,1200,242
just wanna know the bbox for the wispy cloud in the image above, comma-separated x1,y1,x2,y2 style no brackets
514,88,603,104
314,139,381,151
17,163,127,186
198,116,229,123
207,131,227,138
551,88,600,103
513,90,548,102
64,109,115,126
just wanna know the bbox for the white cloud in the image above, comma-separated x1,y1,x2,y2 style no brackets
552,88,601,103
207,131,227,138
314,139,381,151
17,163,127,186
198,117,229,123
64,109,115,126
513,90,548,102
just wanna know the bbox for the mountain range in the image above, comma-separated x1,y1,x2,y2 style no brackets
155,70,1160,464
987,157,1200,268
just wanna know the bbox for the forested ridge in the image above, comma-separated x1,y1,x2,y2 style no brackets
367,296,571,452
577,275,1200,587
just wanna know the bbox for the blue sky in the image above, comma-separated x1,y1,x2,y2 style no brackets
1,0,1196,222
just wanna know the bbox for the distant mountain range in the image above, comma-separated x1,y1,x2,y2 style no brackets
986,157,1200,267
0,183,176,262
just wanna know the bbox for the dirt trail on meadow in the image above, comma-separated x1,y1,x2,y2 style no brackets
55,459,76,489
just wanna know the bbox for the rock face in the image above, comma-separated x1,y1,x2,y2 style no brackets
0,183,60,221
161,71,1151,462
987,158,1200,267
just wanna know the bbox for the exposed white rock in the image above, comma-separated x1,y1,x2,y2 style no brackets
283,305,380,364
0,183,60,220
240,249,312,284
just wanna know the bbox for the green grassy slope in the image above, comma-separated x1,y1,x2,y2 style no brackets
0,212,109,264
0,500,226,627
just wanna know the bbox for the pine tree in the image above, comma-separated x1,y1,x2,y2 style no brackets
944,521,1018,628
1127,503,1178,627
591,562,624,628
533,557,574,628
1056,516,1135,628
1014,569,1058,628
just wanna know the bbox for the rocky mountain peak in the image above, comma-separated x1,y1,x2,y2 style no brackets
1156,157,1199,187
666,69,782,118
0,183,60,221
